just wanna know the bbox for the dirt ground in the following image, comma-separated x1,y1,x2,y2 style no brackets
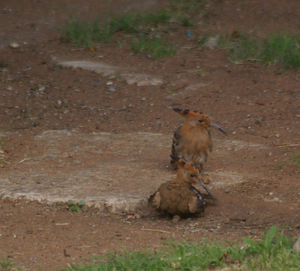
0,0,299,270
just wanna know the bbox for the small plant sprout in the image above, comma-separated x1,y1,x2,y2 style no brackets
67,200,86,212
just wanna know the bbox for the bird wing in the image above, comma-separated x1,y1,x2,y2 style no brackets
149,191,161,209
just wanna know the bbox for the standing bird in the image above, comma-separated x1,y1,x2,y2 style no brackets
149,159,213,217
170,108,227,172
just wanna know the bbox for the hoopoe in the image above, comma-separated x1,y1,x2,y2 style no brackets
170,108,227,172
149,159,213,217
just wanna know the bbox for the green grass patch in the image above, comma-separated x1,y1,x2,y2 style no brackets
261,35,300,69
62,17,112,47
61,0,205,57
67,200,85,213
64,226,300,271
131,36,176,59
0,257,14,271
208,33,300,69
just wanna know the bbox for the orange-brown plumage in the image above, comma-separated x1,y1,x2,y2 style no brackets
170,108,226,172
149,159,212,217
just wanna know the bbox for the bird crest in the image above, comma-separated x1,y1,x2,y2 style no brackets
173,108,211,126
173,108,227,134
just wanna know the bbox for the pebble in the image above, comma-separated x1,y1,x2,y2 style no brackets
224,187,231,193
38,85,45,92
203,36,219,49
106,81,113,86
107,87,116,92
9,42,20,49
293,237,300,252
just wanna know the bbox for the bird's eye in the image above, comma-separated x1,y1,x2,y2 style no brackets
190,173,195,178
198,119,203,123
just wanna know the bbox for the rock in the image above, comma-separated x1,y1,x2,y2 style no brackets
9,42,20,49
293,237,300,252
57,60,163,87
224,187,231,193
203,36,219,49
107,87,116,92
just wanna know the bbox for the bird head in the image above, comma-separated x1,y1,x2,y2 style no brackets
173,108,227,135
176,159,214,199
176,159,200,185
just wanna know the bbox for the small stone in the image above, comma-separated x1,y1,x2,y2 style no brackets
57,99,62,106
106,81,113,86
108,87,116,92
38,85,45,91
141,97,147,101
275,134,280,138
224,187,231,193
293,237,300,252
9,42,20,49
203,36,219,49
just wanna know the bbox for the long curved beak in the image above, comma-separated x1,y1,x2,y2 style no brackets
211,122,227,135
198,178,214,199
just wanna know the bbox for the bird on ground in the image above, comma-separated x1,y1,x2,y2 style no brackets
170,108,227,172
149,159,214,217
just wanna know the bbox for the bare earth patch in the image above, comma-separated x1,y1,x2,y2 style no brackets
0,130,264,213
